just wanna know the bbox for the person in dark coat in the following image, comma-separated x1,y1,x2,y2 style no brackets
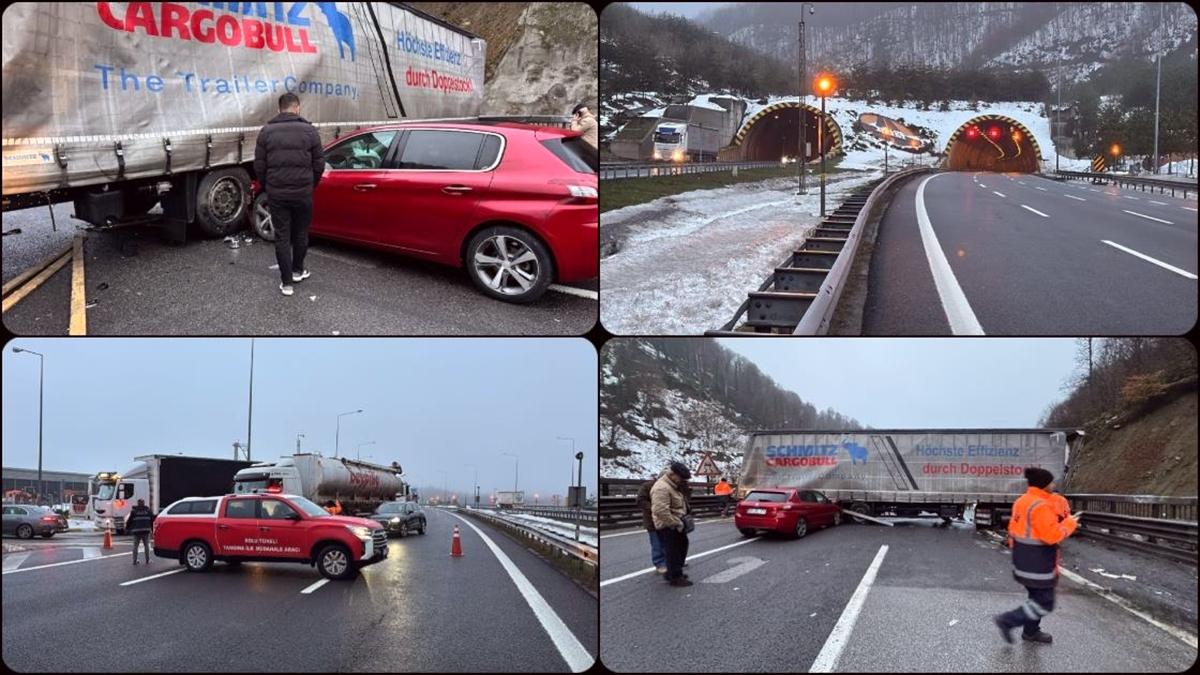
253,92,325,296
636,473,667,573
125,499,154,565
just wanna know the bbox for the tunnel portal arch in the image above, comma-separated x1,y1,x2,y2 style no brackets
733,102,843,162
945,114,1044,173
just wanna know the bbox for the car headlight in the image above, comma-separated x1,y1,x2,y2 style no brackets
390,517,401,523
345,525,372,539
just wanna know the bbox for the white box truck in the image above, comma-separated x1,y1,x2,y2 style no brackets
738,428,1082,526
89,454,256,533
2,2,485,240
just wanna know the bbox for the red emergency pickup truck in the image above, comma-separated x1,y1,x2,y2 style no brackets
152,493,388,580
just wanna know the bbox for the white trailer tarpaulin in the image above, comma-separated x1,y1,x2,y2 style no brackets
2,2,485,194
739,430,1073,495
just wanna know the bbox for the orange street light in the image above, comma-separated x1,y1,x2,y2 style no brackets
813,74,836,97
1110,143,1121,157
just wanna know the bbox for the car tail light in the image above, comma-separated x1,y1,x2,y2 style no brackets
781,503,794,511
42,515,58,522
565,184,597,201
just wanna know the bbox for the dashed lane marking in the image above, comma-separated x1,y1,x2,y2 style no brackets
1184,207,1198,212
1020,204,1050,218
2,550,129,574
916,174,985,335
1123,195,1141,200
600,536,762,587
119,568,186,586
1122,209,1173,225
992,191,1007,198
1148,200,1168,205
1101,241,1197,280
300,578,330,595
1064,194,1087,201
809,545,890,672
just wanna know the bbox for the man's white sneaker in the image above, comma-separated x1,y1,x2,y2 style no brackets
292,270,311,283
279,283,294,296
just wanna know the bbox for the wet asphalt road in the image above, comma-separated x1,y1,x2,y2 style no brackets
863,172,1198,335
2,508,597,672
599,517,1196,672
2,207,596,336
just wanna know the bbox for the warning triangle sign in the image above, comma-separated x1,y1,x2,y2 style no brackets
695,453,721,477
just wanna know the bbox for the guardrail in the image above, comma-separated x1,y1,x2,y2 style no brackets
458,507,597,566
1055,170,1197,199
1074,511,1197,564
600,160,782,180
1065,494,1197,522
502,504,598,524
599,494,731,530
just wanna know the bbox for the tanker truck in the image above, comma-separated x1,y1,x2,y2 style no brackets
737,428,1083,527
89,455,256,534
232,453,407,516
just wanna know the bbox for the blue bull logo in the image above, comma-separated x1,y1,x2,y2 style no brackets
315,2,355,61
841,438,869,465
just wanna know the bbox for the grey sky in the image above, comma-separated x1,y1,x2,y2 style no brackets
719,338,1079,428
623,2,730,19
2,338,597,503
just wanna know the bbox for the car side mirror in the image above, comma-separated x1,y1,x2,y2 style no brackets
285,512,302,520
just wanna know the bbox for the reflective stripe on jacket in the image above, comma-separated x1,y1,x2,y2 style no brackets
1008,487,1076,588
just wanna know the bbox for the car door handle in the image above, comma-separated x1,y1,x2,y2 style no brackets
217,524,230,530
259,526,270,531
353,183,377,192
442,185,472,194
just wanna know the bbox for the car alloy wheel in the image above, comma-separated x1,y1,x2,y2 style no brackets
185,544,207,570
322,548,348,578
16,524,33,539
472,234,541,297
795,518,808,539
833,513,841,526
252,192,275,241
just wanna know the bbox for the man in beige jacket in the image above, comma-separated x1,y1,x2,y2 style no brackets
570,104,599,154
650,461,693,587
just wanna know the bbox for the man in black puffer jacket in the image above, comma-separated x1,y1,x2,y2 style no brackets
254,93,325,296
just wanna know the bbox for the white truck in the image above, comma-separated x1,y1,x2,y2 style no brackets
495,490,525,509
652,122,689,162
89,455,256,534
2,2,485,241
232,453,407,516
738,428,1082,527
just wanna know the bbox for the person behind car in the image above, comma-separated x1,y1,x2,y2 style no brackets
569,103,598,151
714,477,734,516
253,92,324,297
636,472,667,574
323,499,342,516
125,499,154,565
651,461,693,587
993,467,1078,645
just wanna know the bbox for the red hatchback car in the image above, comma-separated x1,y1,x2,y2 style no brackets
252,122,597,303
734,488,843,539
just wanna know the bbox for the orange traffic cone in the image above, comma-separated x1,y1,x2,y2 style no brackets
450,524,463,557
102,522,113,550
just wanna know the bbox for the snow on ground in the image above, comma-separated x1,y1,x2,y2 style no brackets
486,510,598,547
600,171,881,334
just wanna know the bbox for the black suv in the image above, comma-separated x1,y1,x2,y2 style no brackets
369,501,427,537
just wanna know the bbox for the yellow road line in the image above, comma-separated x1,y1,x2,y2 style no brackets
1,251,71,313
69,234,87,335
2,243,72,297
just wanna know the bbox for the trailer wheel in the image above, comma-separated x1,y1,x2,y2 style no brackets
849,502,870,518
195,167,251,237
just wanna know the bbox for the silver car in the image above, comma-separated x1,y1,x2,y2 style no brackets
2,504,59,539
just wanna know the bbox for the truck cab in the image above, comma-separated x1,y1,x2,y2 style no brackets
652,123,687,162
89,470,148,535
152,493,388,580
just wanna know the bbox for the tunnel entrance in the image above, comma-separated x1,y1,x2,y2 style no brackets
735,102,842,162
946,115,1041,173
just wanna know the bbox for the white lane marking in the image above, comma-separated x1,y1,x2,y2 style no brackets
1035,186,1047,191
1059,568,1198,648
1101,241,1197,280
81,546,101,560
600,536,762,587
548,285,598,300
1064,194,1087,201
977,184,987,189
701,555,766,584
1123,195,1140,200
1,550,129,574
599,517,732,539
1019,204,1049,218
448,512,593,672
300,578,331,595
1149,200,1168,205
1184,207,1198,212
2,553,31,572
1089,188,1101,192
809,545,890,673
1122,209,1174,225
1017,180,1026,185
119,567,186,586
915,174,986,335
992,191,1007,198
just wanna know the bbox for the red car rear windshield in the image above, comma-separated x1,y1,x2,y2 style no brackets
743,491,788,502
540,137,595,174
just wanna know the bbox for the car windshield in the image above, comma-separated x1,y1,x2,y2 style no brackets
233,479,268,494
743,491,787,502
374,503,403,514
287,496,329,517
654,130,681,143
95,483,115,500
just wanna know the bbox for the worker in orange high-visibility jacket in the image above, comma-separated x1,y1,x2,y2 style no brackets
993,467,1078,645
714,478,734,516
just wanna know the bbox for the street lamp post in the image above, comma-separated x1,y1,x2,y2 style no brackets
501,452,519,495
245,338,255,461
797,3,815,195
1152,2,1163,174
296,433,304,454
574,451,585,542
355,440,376,461
438,469,448,504
334,409,362,458
814,74,837,217
464,463,478,507
12,347,44,504
1055,51,1061,174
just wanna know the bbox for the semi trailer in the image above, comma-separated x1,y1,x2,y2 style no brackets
737,429,1082,527
2,2,485,241
232,453,407,516
88,455,256,533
